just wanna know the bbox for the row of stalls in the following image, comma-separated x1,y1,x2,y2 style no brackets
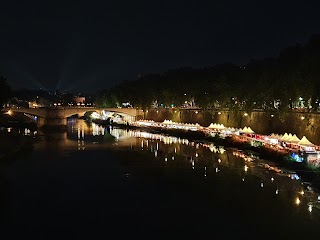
238,130,320,165
204,121,320,165
200,121,320,166
271,133,318,152
133,120,320,166
133,119,202,132
268,133,320,165
206,123,253,137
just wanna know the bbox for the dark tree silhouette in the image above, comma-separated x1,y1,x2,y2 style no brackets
95,35,320,113
0,75,11,109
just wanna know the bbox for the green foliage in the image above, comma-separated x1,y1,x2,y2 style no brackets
95,92,119,108
284,154,295,162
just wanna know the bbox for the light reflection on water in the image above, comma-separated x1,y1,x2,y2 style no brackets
8,119,320,228
56,120,320,217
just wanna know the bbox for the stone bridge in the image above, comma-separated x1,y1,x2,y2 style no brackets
3,107,144,128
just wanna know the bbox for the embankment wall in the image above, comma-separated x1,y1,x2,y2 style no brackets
142,109,320,145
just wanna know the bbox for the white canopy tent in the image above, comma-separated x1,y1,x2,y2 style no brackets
280,133,289,141
297,136,316,152
208,123,225,129
269,133,281,139
287,134,300,143
246,127,254,133
242,126,248,132
208,123,217,129
298,136,314,146
241,126,254,134
216,123,225,129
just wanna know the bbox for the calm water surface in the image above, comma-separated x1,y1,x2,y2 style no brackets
1,119,320,239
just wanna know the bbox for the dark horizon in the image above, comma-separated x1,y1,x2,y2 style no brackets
1,0,320,93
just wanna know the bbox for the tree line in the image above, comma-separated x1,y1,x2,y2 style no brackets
0,75,11,109
96,34,320,112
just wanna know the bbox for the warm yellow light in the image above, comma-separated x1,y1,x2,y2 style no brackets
7,110,12,115
218,112,221,115
300,190,304,195
244,165,248,172
244,113,248,116
301,116,305,120
219,148,226,154
295,197,301,205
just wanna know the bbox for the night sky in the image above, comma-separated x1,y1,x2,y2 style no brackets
0,0,319,93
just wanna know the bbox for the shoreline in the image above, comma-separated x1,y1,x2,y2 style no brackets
93,119,320,191
2,117,320,192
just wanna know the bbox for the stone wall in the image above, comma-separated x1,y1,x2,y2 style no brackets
143,108,320,145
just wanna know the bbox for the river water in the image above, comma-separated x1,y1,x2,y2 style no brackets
1,119,320,238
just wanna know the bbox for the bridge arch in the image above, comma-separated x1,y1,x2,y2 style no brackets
2,107,143,129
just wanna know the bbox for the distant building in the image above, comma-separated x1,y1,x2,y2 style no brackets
73,96,86,106
28,96,49,108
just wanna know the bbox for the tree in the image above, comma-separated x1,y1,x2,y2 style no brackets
0,75,11,109
91,35,320,112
